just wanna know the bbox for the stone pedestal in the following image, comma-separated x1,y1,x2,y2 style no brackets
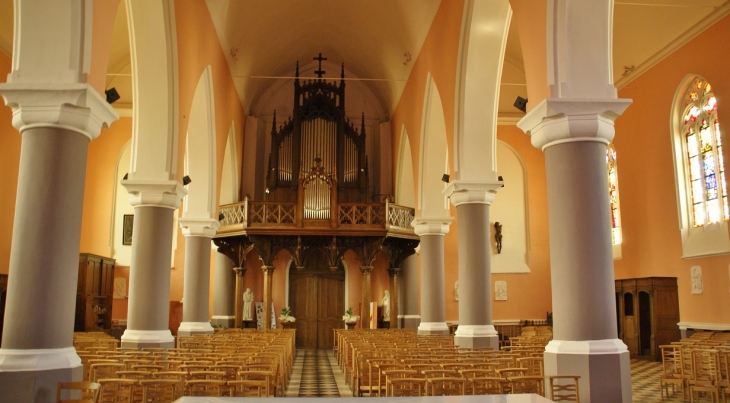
177,219,218,336
518,98,633,402
444,183,502,350
121,181,187,349
413,218,452,335
211,250,235,328
0,84,117,403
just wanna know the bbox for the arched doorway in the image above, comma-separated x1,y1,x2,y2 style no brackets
289,249,345,349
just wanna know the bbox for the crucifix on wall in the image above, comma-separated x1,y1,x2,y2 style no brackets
313,53,327,78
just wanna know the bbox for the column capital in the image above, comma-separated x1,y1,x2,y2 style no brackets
412,217,453,236
517,98,632,151
0,83,119,141
261,265,275,275
443,181,503,207
360,265,373,274
233,266,246,276
122,179,187,209
387,267,401,277
179,217,220,237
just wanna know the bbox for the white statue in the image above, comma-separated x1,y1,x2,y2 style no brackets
243,288,254,320
690,266,703,295
382,290,391,322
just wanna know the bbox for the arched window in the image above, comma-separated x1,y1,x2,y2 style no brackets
671,75,730,258
607,143,621,246
681,79,727,226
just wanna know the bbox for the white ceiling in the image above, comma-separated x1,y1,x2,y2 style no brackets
0,0,728,119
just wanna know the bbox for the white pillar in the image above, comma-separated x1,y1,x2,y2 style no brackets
518,98,632,402
413,217,452,335
177,218,219,336
398,254,420,329
120,182,186,348
0,2,118,400
211,248,235,328
444,183,502,349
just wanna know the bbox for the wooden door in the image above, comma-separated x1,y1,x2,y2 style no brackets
290,250,344,349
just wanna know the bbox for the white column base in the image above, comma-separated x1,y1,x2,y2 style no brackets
544,339,632,403
0,347,82,403
454,325,500,349
177,321,215,337
398,315,421,329
120,329,175,349
417,321,450,335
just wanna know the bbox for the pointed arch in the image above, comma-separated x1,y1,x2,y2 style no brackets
183,65,217,219
418,74,450,217
395,125,415,208
220,121,239,205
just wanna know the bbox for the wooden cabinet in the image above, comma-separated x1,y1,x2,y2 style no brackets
615,277,680,361
75,254,115,332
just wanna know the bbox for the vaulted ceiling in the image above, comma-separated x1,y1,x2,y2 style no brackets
0,0,728,120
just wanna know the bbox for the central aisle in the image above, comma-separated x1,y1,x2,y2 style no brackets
287,350,353,397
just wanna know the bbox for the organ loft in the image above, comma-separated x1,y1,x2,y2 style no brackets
214,55,418,349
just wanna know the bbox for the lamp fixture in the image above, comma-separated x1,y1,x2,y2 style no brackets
183,175,192,185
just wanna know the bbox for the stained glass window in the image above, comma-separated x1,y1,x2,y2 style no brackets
683,78,728,227
607,143,621,245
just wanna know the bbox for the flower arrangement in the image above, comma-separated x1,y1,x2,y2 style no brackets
279,306,296,323
342,307,359,323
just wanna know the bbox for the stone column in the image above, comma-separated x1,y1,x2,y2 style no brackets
518,99,632,402
360,266,373,329
412,218,452,335
177,219,219,336
387,268,400,328
443,184,502,349
0,85,117,401
211,249,235,328
398,254,420,329
121,182,186,349
233,267,246,328
262,266,274,329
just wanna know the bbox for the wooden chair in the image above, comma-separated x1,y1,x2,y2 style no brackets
228,379,268,397
90,363,124,383
549,375,581,402
139,379,178,402
388,377,425,397
186,379,226,396
516,356,544,376
509,375,545,396
237,370,272,397
98,378,136,403
56,381,101,403
384,369,419,396
689,349,721,403
470,376,504,395
425,377,466,396
659,344,686,400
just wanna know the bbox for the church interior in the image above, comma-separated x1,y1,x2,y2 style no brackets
1,0,730,402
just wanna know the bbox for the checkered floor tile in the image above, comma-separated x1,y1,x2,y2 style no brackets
297,350,342,397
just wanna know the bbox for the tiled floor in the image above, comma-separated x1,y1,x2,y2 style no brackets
284,351,693,401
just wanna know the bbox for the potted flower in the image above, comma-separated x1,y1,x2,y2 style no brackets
342,307,359,329
279,306,296,329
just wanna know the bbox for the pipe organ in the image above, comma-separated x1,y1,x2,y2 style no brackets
267,57,369,220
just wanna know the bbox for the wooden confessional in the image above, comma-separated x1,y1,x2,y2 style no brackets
214,55,418,349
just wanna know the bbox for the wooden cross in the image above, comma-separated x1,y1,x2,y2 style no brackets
313,53,327,78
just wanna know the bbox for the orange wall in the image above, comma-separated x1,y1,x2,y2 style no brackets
613,14,730,325
0,51,20,276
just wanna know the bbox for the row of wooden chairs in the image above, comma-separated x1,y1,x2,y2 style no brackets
660,344,730,402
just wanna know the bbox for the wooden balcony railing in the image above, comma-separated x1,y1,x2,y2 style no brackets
216,196,415,236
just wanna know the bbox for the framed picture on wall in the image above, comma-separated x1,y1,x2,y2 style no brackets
123,214,134,245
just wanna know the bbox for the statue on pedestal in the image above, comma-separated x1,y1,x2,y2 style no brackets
382,290,391,322
243,288,254,320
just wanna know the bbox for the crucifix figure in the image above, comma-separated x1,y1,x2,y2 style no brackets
314,53,327,78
